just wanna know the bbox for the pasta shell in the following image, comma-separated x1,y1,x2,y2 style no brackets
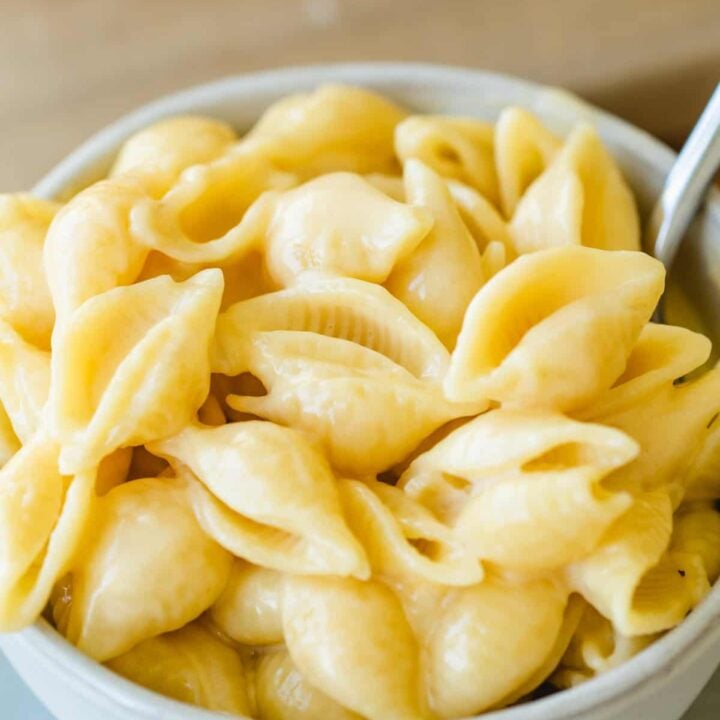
0,194,58,349
209,559,284,645
213,273,450,382
453,467,633,571
576,322,711,420
339,478,483,586
567,491,709,635
61,477,232,661
150,422,369,578
49,269,223,474
111,116,237,178
44,174,162,323
671,501,720,583
247,84,406,177
385,160,485,348
685,417,720,501
552,604,658,688
447,179,515,260
588,364,720,498
130,144,292,264
445,245,665,409
395,115,497,203
283,575,427,720
256,647,362,720
424,575,570,717
263,172,431,286
511,124,640,253
494,107,561,218
0,317,50,443
107,622,251,716
400,408,638,526
0,436,94,631
226,332,480,475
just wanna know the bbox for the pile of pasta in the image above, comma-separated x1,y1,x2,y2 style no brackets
1,85,720,720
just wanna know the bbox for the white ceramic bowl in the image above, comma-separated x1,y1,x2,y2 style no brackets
1,63,719,720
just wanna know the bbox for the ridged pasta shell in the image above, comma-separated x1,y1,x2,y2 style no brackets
226,332,480,475
49,269,223,474
213,273,450,382
567,491,709,635
401,409,637,569
385,160,485,348
551,604,659,689
62,477,232,661
445,245,665,409
150,422,369,579
671,501,720,584
107,622,251,715
401,408,638,522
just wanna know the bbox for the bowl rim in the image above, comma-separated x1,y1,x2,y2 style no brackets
4,61,719,720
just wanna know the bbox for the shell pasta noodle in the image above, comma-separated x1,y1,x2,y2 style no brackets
1,83,720,720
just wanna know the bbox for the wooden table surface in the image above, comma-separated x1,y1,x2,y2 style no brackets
0,0,718,191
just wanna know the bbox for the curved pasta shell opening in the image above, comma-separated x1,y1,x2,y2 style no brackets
130,146,292,264
445,245,665,409
395,115,498,203
339,478,483,586
568,492,710,636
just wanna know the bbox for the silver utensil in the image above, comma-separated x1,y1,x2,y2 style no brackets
646,83,720,326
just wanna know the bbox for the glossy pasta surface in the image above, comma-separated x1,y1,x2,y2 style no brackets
0,85,719,720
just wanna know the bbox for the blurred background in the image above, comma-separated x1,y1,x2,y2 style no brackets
0,0,718,190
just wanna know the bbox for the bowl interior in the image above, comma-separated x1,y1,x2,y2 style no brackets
14,63,720,720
